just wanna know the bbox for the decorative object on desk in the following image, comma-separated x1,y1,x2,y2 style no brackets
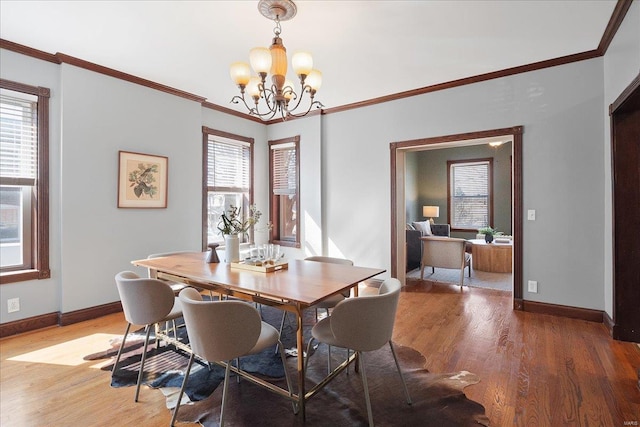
422,205,440,224
217,205,263,263
87,305,488,426
117,151,168,208
478,226,502,244
205,243,220,263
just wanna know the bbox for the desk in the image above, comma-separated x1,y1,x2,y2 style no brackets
132,252,385,418
468,239,512,273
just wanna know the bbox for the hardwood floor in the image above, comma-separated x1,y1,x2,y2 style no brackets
1,283,638,426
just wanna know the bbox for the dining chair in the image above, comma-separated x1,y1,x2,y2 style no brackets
304,278,412,427
277,256,354,361
113,271,183,402
171,287,295,426
419,236,471,288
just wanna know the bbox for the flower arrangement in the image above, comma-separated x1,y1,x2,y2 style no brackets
217,205,262,236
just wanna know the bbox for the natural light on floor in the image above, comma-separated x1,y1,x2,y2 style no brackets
7,333,120,367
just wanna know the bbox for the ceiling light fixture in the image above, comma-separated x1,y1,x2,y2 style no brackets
229,0,323,121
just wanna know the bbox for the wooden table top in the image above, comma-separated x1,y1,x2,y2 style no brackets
132,252,385,307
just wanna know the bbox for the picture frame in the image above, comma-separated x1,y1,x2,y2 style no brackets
117,150,168,208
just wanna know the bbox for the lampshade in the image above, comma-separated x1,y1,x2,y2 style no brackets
249,47,272,74
229,62,251,86
423,206,440,218
306,69,322,92
246,77,262,99
292,51,313,76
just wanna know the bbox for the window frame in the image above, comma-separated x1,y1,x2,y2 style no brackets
447,158,494,232
269,135,300,248
201,127,254,249
0,78,50,284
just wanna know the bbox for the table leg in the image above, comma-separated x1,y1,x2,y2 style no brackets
296,304,305,420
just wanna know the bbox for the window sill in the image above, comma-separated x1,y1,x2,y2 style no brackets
272,240,300,249
0,269,50,284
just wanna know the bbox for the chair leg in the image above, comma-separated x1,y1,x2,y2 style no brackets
358,351,374,427
420,264,424,280
170,352,195,427
220,361,232,426
275,311,288,354
111,323,131,378
327,345,332,374
388,341,412,405
304,337,316,373
135,324,153,402
277,339,298,414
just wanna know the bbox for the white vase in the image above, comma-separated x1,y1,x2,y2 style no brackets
224,235,240,263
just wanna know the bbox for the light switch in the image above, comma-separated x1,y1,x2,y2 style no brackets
527,210,536,221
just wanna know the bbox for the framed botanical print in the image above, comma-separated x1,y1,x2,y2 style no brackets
117,150,168,208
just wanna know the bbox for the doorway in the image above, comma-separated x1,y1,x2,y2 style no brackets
390,126,524,308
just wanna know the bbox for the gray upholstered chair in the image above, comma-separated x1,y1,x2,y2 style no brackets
170,287,294,426
277,256,354,360
112,271,183,402
419,236,471,287
304,278,412,426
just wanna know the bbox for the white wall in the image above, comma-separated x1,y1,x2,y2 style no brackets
58,64,204,312
602,1,640,318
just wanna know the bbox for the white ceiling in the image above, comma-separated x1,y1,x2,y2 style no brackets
0,1,617,114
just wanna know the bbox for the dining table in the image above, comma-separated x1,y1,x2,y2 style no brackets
131,251,385,419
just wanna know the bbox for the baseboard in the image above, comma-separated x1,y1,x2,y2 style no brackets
0,312,58,339
59,301,123,326
522,300,603,323
0,301,123,338
603,311,614,333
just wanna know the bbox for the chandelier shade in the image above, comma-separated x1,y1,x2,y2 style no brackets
230,0,323,121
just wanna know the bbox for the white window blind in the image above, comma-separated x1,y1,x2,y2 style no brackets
207,137,250,192
0,90,38,185
450,161,490,228
271,143,296,196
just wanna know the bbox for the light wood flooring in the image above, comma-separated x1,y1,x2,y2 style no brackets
1,283,638,426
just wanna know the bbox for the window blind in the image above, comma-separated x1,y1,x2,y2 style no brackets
450,162,489,228
207,137,250,192
0,91,38,186
271,143,296,196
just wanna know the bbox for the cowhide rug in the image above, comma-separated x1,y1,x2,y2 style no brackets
87,306,490,426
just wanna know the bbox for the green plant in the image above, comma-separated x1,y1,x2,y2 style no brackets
478,226,503,236
217,205,262,237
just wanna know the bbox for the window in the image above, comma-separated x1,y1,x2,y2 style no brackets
0,79,50,283
269,136,300,248
202,127,254,247
448,158,493,231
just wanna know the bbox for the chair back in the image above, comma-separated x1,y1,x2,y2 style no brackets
305,256,354,266
178,288,261,362
329,278,401,352
115,271,176,326
421,236,467,270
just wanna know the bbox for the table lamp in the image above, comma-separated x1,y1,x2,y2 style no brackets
422,206,440,224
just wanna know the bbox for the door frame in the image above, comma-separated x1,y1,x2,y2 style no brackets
609,73,640,342
390,126,524,308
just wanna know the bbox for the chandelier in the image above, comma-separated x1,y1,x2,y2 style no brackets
229,0,323,121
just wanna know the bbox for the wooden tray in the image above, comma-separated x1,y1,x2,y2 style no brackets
230,260,288,273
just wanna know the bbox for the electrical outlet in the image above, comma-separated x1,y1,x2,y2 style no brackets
527,210,536,221
7,298,20,313
528,280,538,293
